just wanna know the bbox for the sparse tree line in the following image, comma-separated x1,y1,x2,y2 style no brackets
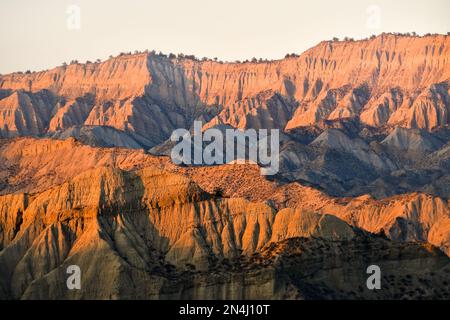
53,50,285,67
10,31,450,75
330,31,449,43
143,50,276,64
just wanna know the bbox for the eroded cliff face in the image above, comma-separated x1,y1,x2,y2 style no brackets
0,34,449,299
0,53,150,101
0,137,449,257
0,137,449,299
0,34,449,145
0,166,341,298
0,165,448,299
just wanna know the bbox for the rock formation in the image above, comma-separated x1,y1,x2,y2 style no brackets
0,33,449,300
1,34,449,145
0,162,448,299
0,137,448,299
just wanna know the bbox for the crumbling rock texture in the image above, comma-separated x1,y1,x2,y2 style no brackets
0,138,448,299
0,34,449,299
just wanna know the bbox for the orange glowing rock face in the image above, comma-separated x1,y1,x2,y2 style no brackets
0,136,449,298
1,34,449,142
0,34,449,299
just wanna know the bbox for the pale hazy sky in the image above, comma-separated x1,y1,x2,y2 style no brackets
0,0,449,74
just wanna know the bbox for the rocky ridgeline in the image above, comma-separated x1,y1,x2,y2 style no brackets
0,34,449,299
0,34,449,146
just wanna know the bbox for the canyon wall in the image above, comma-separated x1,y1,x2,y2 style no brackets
0,162,448,299
1,34,449,145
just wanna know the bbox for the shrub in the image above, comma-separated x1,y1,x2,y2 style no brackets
213,187,224,197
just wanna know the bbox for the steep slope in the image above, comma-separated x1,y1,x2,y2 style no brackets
0,34,449,146
0,166,342,298
0,137,449,258
47,125,152,149
1,33,449,300
0,166,448,299
310,128,394,170
381,127,445,154
0,90,56,137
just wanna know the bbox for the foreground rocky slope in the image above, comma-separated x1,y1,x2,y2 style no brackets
0,165,448,299
0,138,449,299
1,137,449,256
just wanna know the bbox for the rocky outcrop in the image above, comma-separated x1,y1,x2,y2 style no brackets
381,127,445,154
47,125,153,149
1,137,449,257
0,54,150,101
0,166,334,298
0,34,449,145
0,32,449,299
0,166,448,299
281,126,450,198
0,137,167,195
0,90,56,137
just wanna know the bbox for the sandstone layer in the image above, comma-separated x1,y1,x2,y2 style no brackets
0,34,449,146
0,137,449,299
0,163,448,299
0,33,449,300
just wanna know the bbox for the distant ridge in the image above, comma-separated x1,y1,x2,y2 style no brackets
0,34,449,147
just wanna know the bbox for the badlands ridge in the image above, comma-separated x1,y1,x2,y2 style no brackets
0,33,449,299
